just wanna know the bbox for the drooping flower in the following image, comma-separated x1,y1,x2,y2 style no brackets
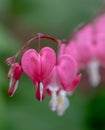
60,24,94,69
21,47,56,101
6,34,60,101
93,13,105,68
87,13,105,87
43,54,81,115
58,23,101,87
74,24,101,87
7,62,22,96
6,33,81,115
75,13,105,87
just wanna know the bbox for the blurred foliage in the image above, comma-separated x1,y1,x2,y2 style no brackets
0,0,102,37
0,0,105,130
85,90,105,130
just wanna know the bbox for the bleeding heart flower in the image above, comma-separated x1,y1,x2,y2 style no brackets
59,23,101,87
6,34,60,102
43,54,81,115
93,13,105,67
44,55,79,92
21,47,56,101
57,55,78,91
85,13,105,87
8,62,22,96
58,25,95,71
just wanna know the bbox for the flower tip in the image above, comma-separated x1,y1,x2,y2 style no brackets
8,89,13,97
35,92,45,101
8,79,19,97
56,94,70,116
35,83,46,101
67,73,82,93
8,68,13,79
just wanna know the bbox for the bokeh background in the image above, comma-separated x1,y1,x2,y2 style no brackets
0,0,105,130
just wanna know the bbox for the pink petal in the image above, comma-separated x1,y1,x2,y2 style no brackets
57,55,78,91
40,47,56,79
76,24,93,44
43,67,59,88
21,49,40,81
68,74,82,93
75,25,94,67
21,47,56,82
94,14,105,67
58,43,66,56
64,41,78,63
94,14,105,39
96,42,105,67
13,63,22,80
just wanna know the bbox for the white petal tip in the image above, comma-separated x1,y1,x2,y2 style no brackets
8,79,19,97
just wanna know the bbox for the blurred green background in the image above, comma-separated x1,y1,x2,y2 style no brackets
0,0,105,130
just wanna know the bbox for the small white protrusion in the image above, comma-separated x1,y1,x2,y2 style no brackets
49,91,58,111
48,85,59,111
9,79,19,97
39,82,44,101
12,80,19,96
87,60,101,87
56,90,70,116
9,78,13,88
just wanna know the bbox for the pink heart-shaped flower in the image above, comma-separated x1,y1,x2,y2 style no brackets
44,55,78,92
57,55,78,91
21,47,56,83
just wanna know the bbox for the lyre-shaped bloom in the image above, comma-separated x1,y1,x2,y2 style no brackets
44,54,81,115
86,13,105,87
75,24,101,87
8,62,22,96
6,34,60,101
21,47,56,101
59,23,101,87
55,74,81,116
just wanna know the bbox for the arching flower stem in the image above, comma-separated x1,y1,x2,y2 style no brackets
6,33,61,66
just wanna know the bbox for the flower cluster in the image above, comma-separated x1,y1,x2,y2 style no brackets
59,12,105,87
6,34,81,116
6,11,105,116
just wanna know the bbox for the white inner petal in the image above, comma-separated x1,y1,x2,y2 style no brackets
39,82,44,101
56,91,70,116
59,90,66,96
48,85,59,111
11,80,19,97
9,78,13,88
49,91,58,111
87,60,101,87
